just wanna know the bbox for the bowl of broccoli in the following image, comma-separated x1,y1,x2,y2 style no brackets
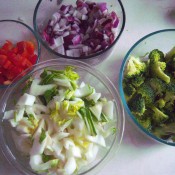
119,29,175,146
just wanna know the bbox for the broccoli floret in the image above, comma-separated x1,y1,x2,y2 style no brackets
149,49,170,83
150,106,168,125
123,83,136,102
149,78,166,96
137,83,155,105
152,122,175,140
136,117,152,131
124,56,146,78
155,98,166,109
128,94,146,116
164,83,175,102
131,75,145,88
149,49,165,62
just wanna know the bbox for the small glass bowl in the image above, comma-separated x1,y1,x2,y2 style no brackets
0,19,41,88
119,29,175,146
0,59,125,174
33,0,125,65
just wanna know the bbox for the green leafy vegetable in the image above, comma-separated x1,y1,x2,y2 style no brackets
39,128,46,143
43,87,58,104
79,107,97,136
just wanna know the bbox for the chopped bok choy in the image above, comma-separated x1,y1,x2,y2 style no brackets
3,66,116,175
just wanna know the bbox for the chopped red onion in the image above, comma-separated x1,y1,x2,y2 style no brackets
42,0,120,57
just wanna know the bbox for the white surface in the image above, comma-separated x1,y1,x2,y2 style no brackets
0,0,175,175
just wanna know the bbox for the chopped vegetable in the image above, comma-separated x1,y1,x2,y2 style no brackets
4,66,116,174
41,0,119,57
123,47,175,142
0,40,38,85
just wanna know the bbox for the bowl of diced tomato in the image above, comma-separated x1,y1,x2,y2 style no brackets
0,20,41,87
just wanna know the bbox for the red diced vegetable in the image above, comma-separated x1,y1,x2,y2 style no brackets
2,40,13,51
0,40,37,85
30,54,38,64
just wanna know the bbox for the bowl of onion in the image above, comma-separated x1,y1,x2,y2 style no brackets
33,0,125,65
0,20,41,88
0,59,125,175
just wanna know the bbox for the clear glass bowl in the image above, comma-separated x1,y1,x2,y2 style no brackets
0,59,125,175
119,29,175,146
33,0,125,65
0,19,41,88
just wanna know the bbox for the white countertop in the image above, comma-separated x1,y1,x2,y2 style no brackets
0,0,175,175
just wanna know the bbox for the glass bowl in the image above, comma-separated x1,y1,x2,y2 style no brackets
0,59,125,175
119,29,175,146
0,19,41,88
33,0,125,65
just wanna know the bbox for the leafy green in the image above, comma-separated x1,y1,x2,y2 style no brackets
42,153,53,163
39,128,46,143
43,87,58,104
79,107,97,135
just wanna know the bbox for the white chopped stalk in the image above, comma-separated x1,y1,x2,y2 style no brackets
102,101,114,120
86,92,101,103
74,84,94,97
30,79,56,96
53,78,71,88
64,157,77,175
17,93,36,106
89,103,103,121
86,135,106,147
30,132,49,155
33,104,50,114
85,143,99,162
3,110,14,120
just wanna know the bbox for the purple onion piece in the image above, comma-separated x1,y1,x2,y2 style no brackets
41,0,120,57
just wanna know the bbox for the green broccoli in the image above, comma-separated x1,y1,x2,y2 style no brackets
137,83,155,105
123,83,136,102
131,75,145,88
149,49,165,62
124,56,147,78
136,117,152,131
149,78,166,96
128,94,146,116
152,122,175,141
149,49,170,83
155,98,166,109
122,47,175,142
164,83,175,102
150,106,168,125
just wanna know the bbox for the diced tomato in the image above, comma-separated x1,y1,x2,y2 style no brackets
0,55,8,65
29,54,38,64
16,41,26,54
3,59,13,69
0,40,37,85
0,49,7,55
11,46,18,54
2,40,13,51
26,41,35,54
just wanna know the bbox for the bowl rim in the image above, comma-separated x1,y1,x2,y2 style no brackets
33,0,126,60
119,28,175,146
0,19,41,89
0,58,125,175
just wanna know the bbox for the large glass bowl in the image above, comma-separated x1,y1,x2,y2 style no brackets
119,29,175,146
0,19,41,89
0,59,125,175
33,0,125,65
